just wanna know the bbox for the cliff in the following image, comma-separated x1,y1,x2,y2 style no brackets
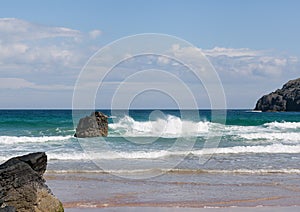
254,78,300,112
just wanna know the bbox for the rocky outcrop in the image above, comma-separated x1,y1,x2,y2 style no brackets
0,152,63,212
254,78,300,112
74,111,108,138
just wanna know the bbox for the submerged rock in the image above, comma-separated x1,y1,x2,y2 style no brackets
254,78,300,112
0,152,63,212
74,111,108,138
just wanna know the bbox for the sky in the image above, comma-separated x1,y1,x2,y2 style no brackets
0,0,300,109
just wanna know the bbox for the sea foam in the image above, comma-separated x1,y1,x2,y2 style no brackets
109,115,210,138
108,116,300,144
0,135,72,144
46,143,300,161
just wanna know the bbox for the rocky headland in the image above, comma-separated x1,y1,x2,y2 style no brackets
254,78,300,112
0,152,63,212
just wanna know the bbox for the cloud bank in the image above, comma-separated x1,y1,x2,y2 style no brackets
203,47,299,79
0,18,299,108
0,18,101,85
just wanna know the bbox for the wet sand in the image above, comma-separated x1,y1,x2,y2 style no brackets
65,206,300,212
45,171,300,211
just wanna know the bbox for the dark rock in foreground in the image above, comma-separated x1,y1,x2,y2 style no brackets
254,78,300,112
74,111,108,138
0,152,63,212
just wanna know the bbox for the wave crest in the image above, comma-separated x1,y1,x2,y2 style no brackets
264,121,300,130
109,115,209,138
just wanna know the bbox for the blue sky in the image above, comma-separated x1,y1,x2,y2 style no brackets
0,0,300,108
2,0,300,52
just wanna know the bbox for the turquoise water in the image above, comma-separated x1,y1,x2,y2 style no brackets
1,110,300,176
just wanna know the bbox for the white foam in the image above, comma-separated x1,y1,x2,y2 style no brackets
0,135,72,144
46,168,300,175
47,152,90,160
264,121,300,130
109,116,300,142
238,132,300,141
194,143,300,155
44,143,300,161
48,150,173,160
225,121,300,143
226,125,262,134
198,168,300,174
0,152,92,162
1,143,297,163
109,115,209,138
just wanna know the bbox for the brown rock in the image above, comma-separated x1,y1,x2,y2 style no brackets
0,152,64,212
74,111,108,138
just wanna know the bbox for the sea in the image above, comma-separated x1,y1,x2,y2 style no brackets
1,109,300,208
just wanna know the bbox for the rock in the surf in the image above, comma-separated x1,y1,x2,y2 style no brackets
0,152,64,212
254,77,300,112
74,111,108,137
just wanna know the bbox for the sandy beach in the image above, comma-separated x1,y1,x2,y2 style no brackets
45,170,300,211
65,206,300,212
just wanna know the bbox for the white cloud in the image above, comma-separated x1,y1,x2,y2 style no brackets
0,18,100,84
164,45,299,80
157,56,170,65
0,18,106,107
0,43,28,59
0,17,88,58
0,78,73,91
203,47,262,57
0,78,73,90
0,78,34,89
89,29,102,39
93,45,299,86
171,44,180,51
0,18,81,42
204,48,299,79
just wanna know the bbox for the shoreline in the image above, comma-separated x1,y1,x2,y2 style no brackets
65,206,300,212
62,200,300,208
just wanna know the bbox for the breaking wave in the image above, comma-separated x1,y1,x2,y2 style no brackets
108,116,300,143
109,115,210,138
43,143,300,161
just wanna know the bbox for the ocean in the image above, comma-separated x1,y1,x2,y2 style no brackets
1,109,300,208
